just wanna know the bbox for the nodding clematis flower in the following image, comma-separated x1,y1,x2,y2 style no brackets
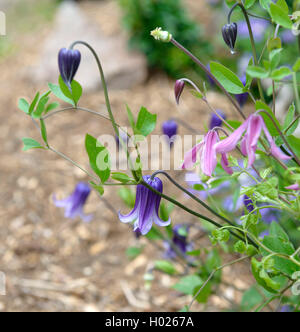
174,80,185,105
58,48,81,87
286,184,300,191
182,130,232,177
235,76,248,108
222,22,238,53
209,110,226,129
162,120,178,145
53,182,93,222
164,225,192,260
118,175,171,235
215,114,291,167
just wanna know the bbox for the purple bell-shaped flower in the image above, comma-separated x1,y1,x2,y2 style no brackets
119,175,171,235
53,182,93,222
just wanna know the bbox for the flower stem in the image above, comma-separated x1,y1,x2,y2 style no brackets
69,41,140,182
228,3,265,102
292,72,300,114
170,38,245,120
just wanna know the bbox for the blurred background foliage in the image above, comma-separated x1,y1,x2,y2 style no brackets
118,0,213,78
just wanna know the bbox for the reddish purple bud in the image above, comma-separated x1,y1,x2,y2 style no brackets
58,48,81,87
174,80,185,105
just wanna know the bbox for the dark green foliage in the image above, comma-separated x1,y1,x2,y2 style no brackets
119,0,212,77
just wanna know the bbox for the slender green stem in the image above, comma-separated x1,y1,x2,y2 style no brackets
292,72,300,114
170,38,245,120
69,41,139,182
188,256,251,311
150,170,257,248
141,180,248,245
48,146,98,182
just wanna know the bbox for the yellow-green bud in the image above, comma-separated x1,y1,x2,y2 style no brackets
150,27,172,43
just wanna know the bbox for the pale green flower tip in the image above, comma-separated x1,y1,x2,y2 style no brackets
150,27,172,43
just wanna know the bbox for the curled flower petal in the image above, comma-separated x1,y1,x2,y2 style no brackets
201,131,218,177
182,142,203,170
215,120,249,154
220,153,233,175
246,115,263,166
261,120,291,161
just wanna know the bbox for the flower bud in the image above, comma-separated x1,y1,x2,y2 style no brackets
58,48,81,87
162,120,178,143
150,27,172,43
174,79,185,105
222,23,238,54
209,110,226,129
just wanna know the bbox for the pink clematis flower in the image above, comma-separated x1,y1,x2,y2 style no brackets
215,114,291,167
182,131,233,177
285,184,300,191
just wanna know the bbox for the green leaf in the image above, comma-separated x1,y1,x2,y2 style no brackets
111,172,135,184
136,106,157,137
45,102,59,114
270,67,292,81
48,82,74,106
270,2,292,29
118,187,135,208
154,260,177,275
126,246,142,260
269,48,282,70
22,138,45,151
18,98,29,114
262,236,299,275
193,282,212,303
70,80,82,105
241,287,263,311
246,65,269,79
85,134,111,183
292,58,300,72
255,100,281,136
210,61,245,94
126,104,136,130
286,135,300,158
173,275,203,295
284,104,299,135
28,92,40,115
245,0,257,9
269,221,289,242
59,76,82,106
89,181,104,196
32,91,51,118
251,258,278,293
260,0,272,10
40,119,48,146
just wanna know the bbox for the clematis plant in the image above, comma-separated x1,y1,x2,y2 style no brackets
19,0,300,312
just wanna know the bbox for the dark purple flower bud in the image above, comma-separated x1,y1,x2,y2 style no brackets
164,224,191,260
162,120,178,146
58,48,81,87
53,182,92,222
209,110,226,129
174,80,185,105
119,175,171,235
243,195,254,212
235,76,248,107
222,23,238,53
